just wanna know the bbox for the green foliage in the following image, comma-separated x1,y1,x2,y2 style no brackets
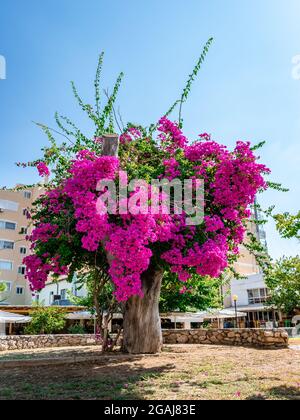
69,271,122,352
244,231,271,271
70,52,124,137
160,272,221,313
95,52,105,117
149,38,214,133
19,39,216,190
266,181,289,193
68,324,86,335
0,283,9,304
264,256,300,314
119,136,165,182
18,52,125,192
274,211,300,240
100,72,124,133
25,306,66,335
70,271,116,313
178,37,214,127
250,140,267,151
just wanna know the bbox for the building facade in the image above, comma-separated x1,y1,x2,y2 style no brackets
0,186,42,306
223,218,282,326
226,273,282,327
37,276,87,307
222,220,261,308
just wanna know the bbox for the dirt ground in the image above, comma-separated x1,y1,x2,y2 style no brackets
0,344,299,400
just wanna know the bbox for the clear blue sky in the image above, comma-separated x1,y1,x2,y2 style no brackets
0,0,299,259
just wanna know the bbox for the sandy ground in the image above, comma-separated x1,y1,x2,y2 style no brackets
0,344,299,400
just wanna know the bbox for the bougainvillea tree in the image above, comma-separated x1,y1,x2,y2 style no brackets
21,40,271,353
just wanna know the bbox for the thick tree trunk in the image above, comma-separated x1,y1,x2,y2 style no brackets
123,266,164,354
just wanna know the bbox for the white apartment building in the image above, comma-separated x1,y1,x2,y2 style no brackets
225,273,282,327
223,216,281,327
37,276,87,307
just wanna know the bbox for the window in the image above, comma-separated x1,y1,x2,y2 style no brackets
0,200,19,212
18,266,26,275
0,282,11,292
247,288,270,305
23,192,32,199
20,247,27,255
0,221,16,230
20,227,28,235
0,240,14,250
23,208,28,216
0,260,13,271
6,222,16,230
16,287,24,295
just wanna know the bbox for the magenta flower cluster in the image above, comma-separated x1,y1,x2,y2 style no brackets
120,127,142,145
24,254,69,291
36,162,50,178
24,118,270,301
158,117,188,154
64,151,119,251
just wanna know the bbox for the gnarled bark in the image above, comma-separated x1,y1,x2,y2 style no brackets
123,266,164,354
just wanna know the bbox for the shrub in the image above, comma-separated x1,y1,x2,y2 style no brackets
25,306,66,335
68,324,86,335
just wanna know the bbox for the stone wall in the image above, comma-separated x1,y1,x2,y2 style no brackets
0,335,98,352
163,328,289,348
0,329,289,352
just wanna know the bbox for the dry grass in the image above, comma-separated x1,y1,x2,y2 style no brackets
0,344,299,400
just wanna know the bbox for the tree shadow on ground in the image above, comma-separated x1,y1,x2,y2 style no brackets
0,346,106,361
0,354,175,400
246,386,300,400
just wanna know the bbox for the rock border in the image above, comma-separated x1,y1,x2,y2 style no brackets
163,328,289,348
0,328,289,353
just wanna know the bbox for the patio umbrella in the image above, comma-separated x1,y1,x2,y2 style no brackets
66,310,97,334
203,309,247,319
0,310,31,336
66,311,123,320
164,312,207,327
0,310,31,323
66,311,123,334
66,310,96,320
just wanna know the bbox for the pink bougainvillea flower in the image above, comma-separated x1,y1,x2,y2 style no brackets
36,162,50,178
120,127,142,145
